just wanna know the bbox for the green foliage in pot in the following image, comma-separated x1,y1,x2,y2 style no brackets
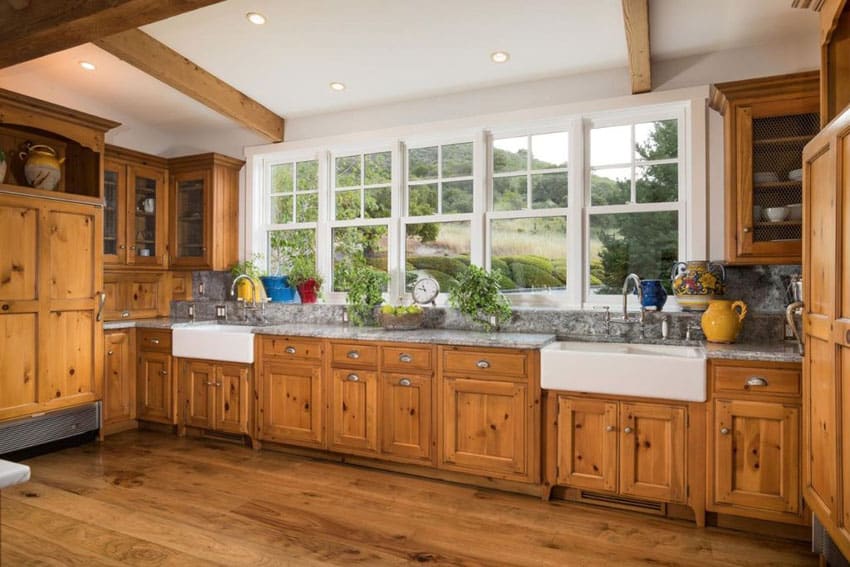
449,265,512,332
345,264,389,326
288,255,323,288
230,253,264,279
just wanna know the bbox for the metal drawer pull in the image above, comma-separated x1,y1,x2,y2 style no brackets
399,378,412,387
605,425,615,432
720,427,730,435
215,382,222,387
150,338,160,345
159,370,167,376
205,381,216,386
121,311,130,318
107,350,114,356
399,354,413,363
347,350,360,359
476,360,490,369
623,426,633,434
745,376,768,387
285,346,296,354
347,373,360,382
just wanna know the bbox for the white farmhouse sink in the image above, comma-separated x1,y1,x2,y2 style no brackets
540,341,707,402
172,324,255,364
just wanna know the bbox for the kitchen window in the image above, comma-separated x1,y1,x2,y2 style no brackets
266,158,320,275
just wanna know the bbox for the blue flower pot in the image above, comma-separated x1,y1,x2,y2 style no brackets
260,276,297,303
638,279,668,311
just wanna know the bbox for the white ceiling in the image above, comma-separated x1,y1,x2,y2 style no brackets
0,0,819,155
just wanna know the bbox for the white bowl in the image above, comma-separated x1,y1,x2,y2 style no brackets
788,169,803,181
754,172,779,184
787,203,802,221
764,206,790,222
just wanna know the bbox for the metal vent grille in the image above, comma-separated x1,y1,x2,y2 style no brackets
751,112,819,243
0,403,100,456
578,490,666,514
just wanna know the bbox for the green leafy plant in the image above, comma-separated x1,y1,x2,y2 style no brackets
345,264,389,326
230,253,264,279
449,265,512,331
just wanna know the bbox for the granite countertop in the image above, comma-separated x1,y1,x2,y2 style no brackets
104,318,187,330
705,342,802,364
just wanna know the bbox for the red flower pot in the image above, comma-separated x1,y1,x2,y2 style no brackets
297,279,319,304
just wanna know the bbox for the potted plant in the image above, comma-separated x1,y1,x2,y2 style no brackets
288,255,323,304
230,253,264,302
449,265,512,332
344,264,389,326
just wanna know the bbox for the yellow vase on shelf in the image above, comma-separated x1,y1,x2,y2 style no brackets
701,299,748,343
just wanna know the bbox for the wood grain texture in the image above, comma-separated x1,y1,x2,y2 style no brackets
0,0,225,69
622,0,651,93
95,28,284,141
556,397,619,493
0,431,817,566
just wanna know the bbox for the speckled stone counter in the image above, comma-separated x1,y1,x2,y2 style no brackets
104,318,189,330
705,342,802,364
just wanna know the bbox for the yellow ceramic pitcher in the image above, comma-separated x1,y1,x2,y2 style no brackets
700,299,748,343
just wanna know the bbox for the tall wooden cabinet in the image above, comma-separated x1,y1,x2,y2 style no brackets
710,72,820,264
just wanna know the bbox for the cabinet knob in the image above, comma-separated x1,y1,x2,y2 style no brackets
107,350,114,356
720,427,730,435
149,338,160,345
159,370,167,376
476,359,490,369
605,425,615,432
205,381,216,386
743,227,751,233
215,382,222,387
121,311,130,318
399,378,412,387
130,245,136,250
346,373,360,382
399,353,413,363
745,376,768,387
347,350,360,360
623,426,633,434
285,346,296,354
119,244,126,250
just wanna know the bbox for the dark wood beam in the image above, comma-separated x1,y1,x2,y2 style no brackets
0,0,224,69
622,0,652,94
95,29,284,142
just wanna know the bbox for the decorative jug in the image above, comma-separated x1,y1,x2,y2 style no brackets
701,299,748,343
639,280,668,311
19,144,64,190
670,260,726,311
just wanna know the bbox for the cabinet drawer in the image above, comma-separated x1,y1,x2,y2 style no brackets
442,348,528,379
381,345,433,373
712,365,801,397
331,342,378,368
262,336,323,361
138,329,171,352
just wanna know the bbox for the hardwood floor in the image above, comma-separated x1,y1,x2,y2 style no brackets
1,431,816,566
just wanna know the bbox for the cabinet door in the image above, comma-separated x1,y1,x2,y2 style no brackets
381,373,432,463
441,377,528,477
127,277,163,318
619,402,686,503
127,165,167,267
182,360,214,429
103,159,126,265
259,361,323,447
103,331,133,425
138,351,174,423
215,364,249,435
171,170,211,269
556,397,618,493
714,399,800,514
330,368,378,454
102,279,127,321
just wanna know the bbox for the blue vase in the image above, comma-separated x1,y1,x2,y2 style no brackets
638,280,668,311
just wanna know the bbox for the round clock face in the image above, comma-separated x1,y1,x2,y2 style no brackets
412,277,440,305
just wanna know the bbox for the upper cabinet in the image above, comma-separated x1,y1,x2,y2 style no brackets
104,146,168,268
710,72,820,265
820,2,850,127
169,153,244,271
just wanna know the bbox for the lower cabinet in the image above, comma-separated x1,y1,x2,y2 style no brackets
180,358,250,435
329,368,379,454
380,372,433,463
103,330,135,430
137,329,176,424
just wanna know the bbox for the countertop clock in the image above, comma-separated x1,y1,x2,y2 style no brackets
411,277,440,305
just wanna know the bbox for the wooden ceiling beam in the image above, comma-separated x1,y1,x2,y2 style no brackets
95,29,284,142
0,0,224,69
622,0,652,94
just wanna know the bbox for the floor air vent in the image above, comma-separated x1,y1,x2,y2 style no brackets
578,491,667,515
0,403,100,456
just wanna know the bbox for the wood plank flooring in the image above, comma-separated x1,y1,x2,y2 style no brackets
1,431,816,566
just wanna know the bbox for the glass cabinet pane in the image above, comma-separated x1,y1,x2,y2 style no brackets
134,175,158,259
104,170,118,255
176,178,205,257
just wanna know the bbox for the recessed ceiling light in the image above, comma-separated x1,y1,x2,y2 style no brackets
329,82,346,91
490,51,510,64
79,61,96,71
246,12,266,25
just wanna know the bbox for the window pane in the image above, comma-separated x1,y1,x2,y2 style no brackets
494,175,527,211
333,225,389,291
491,217,567,293
335,155,361,188
296,192,318,222
589,211,678,295
268,229,315,275
271,195,292,223
590,167,631,206
296,160,319,192
405,221,471,292
335,189,360,220
271,163,293,193
531,172,568,209
636,164,678,204
635,119,677,160
531,132,568,170
590,125,631,166
493,136,527,174
365,151,392,185
409,183,438,216
442,180,473,214
364,186,391,218
409,146,438,180
442,142,473,177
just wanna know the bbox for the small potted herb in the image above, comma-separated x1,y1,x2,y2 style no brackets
344,264,388,326
288,255,323,304
449,265,512,331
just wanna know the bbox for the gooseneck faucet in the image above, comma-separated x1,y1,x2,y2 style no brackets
230,274,259,321
622,273,645,323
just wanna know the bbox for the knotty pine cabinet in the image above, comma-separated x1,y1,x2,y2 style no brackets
136,329,176,425
179,359,251,436
103,330,135,432
103,272,169,321
329,342,380,455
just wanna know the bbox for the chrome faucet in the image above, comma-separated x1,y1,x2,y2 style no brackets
622,273,645,323
230,275,258,321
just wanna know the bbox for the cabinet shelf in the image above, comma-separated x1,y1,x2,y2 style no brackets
754,220,801,227
753,134,813,147
753,180,801,190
